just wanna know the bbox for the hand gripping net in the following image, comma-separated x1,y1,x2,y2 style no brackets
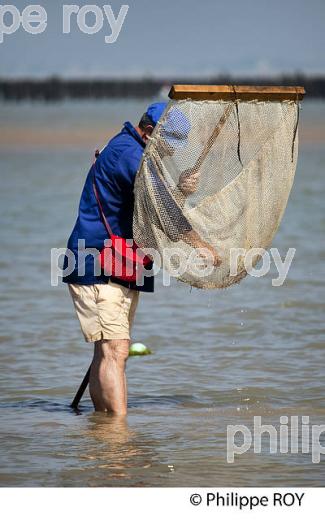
133,95,300,288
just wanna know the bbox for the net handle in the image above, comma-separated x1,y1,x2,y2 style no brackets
193,103,234,172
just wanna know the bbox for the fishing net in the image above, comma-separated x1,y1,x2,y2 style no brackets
133,98,299,288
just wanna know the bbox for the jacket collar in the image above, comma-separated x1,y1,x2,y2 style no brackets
123,121,146,148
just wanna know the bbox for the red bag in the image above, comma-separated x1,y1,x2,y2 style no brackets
93,180,152,282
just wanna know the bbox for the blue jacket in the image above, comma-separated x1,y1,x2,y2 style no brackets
62,122,154,292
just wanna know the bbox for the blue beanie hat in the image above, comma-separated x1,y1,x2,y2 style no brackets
146,102,190,148
146,102,167,125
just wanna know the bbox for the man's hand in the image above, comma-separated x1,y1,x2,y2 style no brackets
177,169,200,196
181,230,222,267
197,243,222,267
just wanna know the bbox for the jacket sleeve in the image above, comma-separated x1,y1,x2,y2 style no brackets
93,146,143,237
116,148,143,191
148,162,193,242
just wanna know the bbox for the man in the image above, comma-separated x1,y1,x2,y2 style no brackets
63,102,220,415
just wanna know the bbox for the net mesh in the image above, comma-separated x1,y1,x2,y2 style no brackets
133,99,299,288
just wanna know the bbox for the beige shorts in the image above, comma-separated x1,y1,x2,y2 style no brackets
68,280,139,343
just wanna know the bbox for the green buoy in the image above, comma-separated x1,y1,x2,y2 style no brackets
129,342,152,356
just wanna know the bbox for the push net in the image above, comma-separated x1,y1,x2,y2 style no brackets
133,97,300,288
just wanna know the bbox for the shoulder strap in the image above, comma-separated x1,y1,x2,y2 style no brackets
92,179,113,237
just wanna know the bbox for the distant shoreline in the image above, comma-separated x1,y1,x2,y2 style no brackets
1,75,324,101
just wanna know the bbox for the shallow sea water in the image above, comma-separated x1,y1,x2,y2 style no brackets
0,100,324,486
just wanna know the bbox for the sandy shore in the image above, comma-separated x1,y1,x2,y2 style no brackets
0,123,324,150
0,126,120,150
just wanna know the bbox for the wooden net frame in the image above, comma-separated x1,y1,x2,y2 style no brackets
169,84,305,101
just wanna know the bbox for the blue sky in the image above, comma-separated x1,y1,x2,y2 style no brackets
1,0,324,77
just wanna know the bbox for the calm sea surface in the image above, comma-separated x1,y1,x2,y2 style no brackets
0,99,324,486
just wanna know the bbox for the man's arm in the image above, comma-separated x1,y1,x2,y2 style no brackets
180,229,221,267
149,162,221,266
177,104,235,197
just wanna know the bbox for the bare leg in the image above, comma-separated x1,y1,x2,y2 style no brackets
89,339,130,414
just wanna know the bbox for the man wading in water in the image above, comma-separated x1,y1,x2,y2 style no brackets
63,103,220,415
